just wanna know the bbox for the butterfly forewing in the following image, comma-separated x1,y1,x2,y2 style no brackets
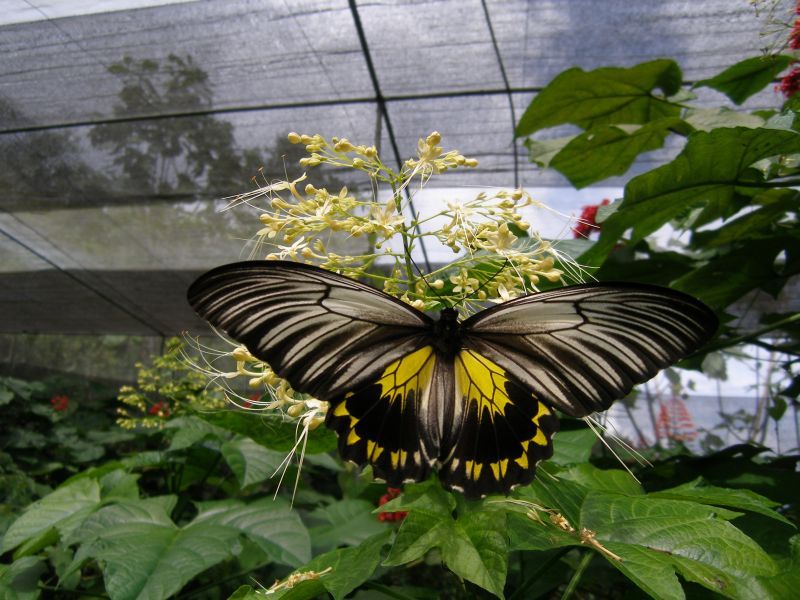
187,261,433,397
462,283,718,417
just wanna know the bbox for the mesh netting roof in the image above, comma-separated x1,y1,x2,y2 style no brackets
0,0,792,337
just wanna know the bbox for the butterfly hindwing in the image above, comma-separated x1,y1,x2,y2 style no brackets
326,346,436,486
438,349,559,497
463,283,718,417
187,260,433,398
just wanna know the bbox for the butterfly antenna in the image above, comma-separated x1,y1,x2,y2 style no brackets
586,414,651,468
408,253,447,305
272,420,311,506
582,416,643,483
453,257,510,308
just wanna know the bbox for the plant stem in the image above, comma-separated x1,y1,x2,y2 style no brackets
391,179,417,288
560,551,594,600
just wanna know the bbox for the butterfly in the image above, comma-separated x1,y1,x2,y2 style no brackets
187,260,717,498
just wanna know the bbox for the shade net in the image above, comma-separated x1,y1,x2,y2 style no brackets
0,0,792,352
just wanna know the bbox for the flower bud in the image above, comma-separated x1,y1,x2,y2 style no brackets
287,403,306,418
287,132,302,144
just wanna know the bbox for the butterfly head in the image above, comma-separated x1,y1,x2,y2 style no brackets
431,307,462,358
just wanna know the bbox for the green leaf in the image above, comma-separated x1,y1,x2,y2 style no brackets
516,60,682,136
757,534,800,597
389,485,514,596
308,499,387,551
650,478,793,526
2,478,101,554
74,499,240,600
165,415,228,450
524,135,575,168
550,119,687,188
689,189,800,248
599,541,685,600
0,386,14,405
220,437,286,488
582,127,800,266
582,492,778,598
673,236,793,309
270,530,392,600
194,499,311,566
385,504,508,599
559,464,644,496
0,557,46,600
548,427,597,465
694,55,793,105
197,410,337,454
506,512,576,552
684,107,765,131
523,467,588,526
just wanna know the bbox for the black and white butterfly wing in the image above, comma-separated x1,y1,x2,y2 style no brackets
187,261,434,398
188,261,439,485
461,283,718,418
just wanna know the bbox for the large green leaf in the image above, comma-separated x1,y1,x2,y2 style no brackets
165,415,229,450
582,127,800,266
582,491,779,599
72,499,240,600
694,55,793,105
259,530,392,600
193,499,311,566
516,60,682,136
506,511,576,552
220,436,286,488
308,499,387,551
689,189,800,248
2,478,101,555
384,486,507,598
550,119,688,188
559,464,644,496
0,557,46,600
650,477,793,526
673,236,795,309
548,427,598,465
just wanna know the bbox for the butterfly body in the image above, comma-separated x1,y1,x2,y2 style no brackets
188,260,717,498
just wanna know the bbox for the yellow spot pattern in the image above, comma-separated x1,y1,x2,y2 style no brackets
455,350,513,418
377,346,436,402
335,347,435,451
453,351,555,483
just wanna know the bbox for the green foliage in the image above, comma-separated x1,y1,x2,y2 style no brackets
1,363,798,599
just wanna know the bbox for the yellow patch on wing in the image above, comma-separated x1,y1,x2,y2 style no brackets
442,349,559,497
455,349,513,418
326,346,435,487
377,346,435,404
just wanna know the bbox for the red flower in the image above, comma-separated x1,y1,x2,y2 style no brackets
780,65,800,99
572,199,610,239
779,4,800,97
377,487,408,523
148,401,171,418
50,394,69,412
